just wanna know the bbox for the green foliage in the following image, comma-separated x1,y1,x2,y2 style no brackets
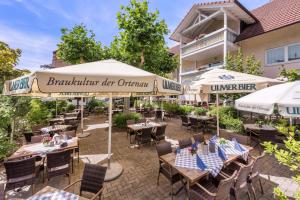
86,98,107,113
113,112,142,128
110,0,178,76
209,106,244,133
0,131,16,160
163,102,194,116
194,107,208,116
225,48,261,76
280,67,300,82
263,124,300,199
66,103,76,112
27,99,52,126
57,24,104,64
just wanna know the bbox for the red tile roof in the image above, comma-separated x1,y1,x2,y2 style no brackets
236,0,300,41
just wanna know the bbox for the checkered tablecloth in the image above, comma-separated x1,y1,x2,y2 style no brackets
175,148,223,177
27,190,79,200
217,141,249,161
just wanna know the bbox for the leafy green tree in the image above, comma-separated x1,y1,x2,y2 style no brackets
245,55,262,76
57,24,104,64
27,99,52,126
263,125,300,200
225,53,235,71
236,48,244,72
280,67,300,81
112,0,178,76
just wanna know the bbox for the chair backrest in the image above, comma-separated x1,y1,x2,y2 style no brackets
155,125,167,137
193,134,204,143
156,110,162,118
141,127,153,141
67,124,78,133
156,142,172,157
189,117,198,126
31,134,50,143
62,130,76,138
80,163,107,194
4,156,36,181
235,160,254,188
31,124,44,132
178,138,192,149
126,120,135,125
215,170,237,200
138,118,146,123
252,151,266,177
46,149,71,169
181,116,189,123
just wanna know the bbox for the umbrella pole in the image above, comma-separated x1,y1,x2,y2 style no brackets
108,93,112,168
216,94,220,136
78,97,90,138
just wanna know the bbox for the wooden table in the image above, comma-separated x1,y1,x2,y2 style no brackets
127,121,166,132
244,124,277,132
188,115,214,121
41,124,71,133
49,117,77,123
9,137,78,160
27,186,88,200
64,112,78,117
160,144,253,198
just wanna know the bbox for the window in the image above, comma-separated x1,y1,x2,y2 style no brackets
266,47,285,65
288,44,300,61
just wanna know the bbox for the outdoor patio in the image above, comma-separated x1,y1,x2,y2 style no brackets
2,114,298,200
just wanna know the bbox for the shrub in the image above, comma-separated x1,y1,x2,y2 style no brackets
86,98,107,112
27,99,52,126
66,103,76,112
0,130,16,160
113,113,142,128
163,102,194,116
194,107,208,116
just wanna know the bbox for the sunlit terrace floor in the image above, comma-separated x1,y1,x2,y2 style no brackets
2,114,299,200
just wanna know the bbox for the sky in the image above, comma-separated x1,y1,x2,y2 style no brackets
0,0,269,71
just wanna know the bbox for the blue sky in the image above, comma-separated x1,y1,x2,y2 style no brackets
0,0,269,71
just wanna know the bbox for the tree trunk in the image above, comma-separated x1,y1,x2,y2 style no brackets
140,49,145,67
10,118,15,142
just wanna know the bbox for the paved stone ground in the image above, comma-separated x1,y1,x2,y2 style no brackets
4,114,299,200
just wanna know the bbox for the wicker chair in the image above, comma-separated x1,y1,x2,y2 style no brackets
62,130,79,169
45,149,72,184
156,142,184,199
190,171,237,200
4,156,39,194
190,117,202,132
156,110,163,121
31,134,50,143
152,125,167,143
138,118,146,123
67,124,79,134
178,138,193,149
181,116,191,129
193,133,205,143
248,152,266,199
62,130,76,138
126,120,136,143
221,160,254,200
135,127,153,149
64,163,107,200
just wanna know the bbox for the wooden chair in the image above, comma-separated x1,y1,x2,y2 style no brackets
193,133,205,143
181,116,191,130
152,124,167,143
248,152,266,199
178,138,192,149
135,127,153,149
190,171,237,200
45,149,72,184
64,163,107,200
156,142,185,199
4,156,40,195
221,160,254,200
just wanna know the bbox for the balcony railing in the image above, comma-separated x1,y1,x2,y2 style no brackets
180,61,223,76
181,28,238,57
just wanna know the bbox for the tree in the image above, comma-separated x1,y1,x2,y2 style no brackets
245,55,262,76
236,48,244,72
280,67,300,81
225,53,235,71
113,0,178,76
263,125,300,200
56,24,104,64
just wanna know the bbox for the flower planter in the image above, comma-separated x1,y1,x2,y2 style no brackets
219,129,251,145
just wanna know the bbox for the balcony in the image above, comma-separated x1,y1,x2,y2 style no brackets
181,28,238,60
180,61,223,77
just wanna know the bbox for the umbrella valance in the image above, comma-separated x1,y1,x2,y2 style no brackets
3,59,182,97
190,69,281,94
235,81,300,117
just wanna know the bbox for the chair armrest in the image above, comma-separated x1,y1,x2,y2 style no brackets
63,179,82,190
232,160,245,167
195,182,217,197
90,187,104,200
220,171,230,178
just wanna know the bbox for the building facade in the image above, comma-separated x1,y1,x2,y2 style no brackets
170,0,300,90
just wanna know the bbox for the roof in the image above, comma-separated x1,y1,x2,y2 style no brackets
170,0,256,42
236,0,300,41
168,45,180,55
